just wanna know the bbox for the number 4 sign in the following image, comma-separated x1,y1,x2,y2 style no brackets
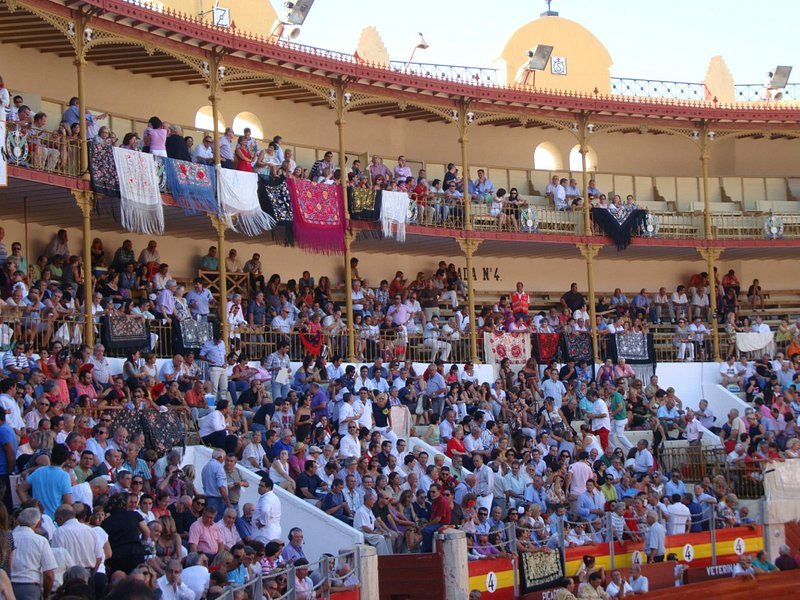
485,572,498,593
682,544,695,562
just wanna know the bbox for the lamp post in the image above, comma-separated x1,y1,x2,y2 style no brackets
403,33,429,72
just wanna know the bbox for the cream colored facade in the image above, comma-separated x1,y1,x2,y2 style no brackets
3,43,798,181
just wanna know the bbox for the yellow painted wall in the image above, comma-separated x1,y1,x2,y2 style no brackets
500,16,613,94
4,217,795,296
3,43,798,181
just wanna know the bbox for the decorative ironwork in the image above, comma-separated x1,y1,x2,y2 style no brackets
610,77,709,100
388,61,500,86
764,214,784,239
734,83,800,102
641,211,660,238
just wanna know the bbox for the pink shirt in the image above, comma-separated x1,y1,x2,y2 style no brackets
147,127,167,152
188,520,223,554
568,461,594,497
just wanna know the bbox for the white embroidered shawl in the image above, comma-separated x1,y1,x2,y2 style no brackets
113,147,164,234
216,166,275,236
380,191,410,242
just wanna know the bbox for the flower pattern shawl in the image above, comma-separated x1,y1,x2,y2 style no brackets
483,332,531,365
163,157,218,215
90,142,120,197
113,146,164,234
286,178,346,255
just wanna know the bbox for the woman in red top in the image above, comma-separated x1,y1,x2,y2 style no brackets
235,136,254,172
446,425,469,460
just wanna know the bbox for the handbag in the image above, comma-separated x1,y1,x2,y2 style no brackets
415,395,425,416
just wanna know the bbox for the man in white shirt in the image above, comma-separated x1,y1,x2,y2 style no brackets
553,178,569,210
254,478,282,543
158,560,195,600
192,135,215,164
633,439,654,477
628,564,650,594
181,553,211,600
719,356,745,387
685,409,702,445
541,370,567,409
691,287,710,321
11,507,58,600
665,493,691,535
354,492,392,555
52,504,103,571
472,454,494,511
752,315,771,334
587,392,611,450
339,423,361,459
605,570,633,598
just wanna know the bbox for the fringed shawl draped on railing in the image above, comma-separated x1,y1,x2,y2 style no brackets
113,147,164,235
560,331,594,364
286,178,346,255
89,143,120,197
607,332,657,379
591,207,647,250
163,158,218,215
348,188,381,221
483,332,532,365
380,190,410,242
216,166,275,236
533,332,561,363
257,177,293,225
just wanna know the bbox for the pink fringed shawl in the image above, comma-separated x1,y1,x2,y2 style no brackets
286,179,346,255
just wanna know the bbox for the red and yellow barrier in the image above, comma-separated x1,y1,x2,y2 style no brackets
467,556,516,599
564,526,763,575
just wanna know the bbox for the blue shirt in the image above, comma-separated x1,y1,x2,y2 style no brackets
524,484,547,511
199,340,226,368
227,564,246,585
0,424,17,474
665,480,687,498
200,459,227,499
235,516,254,541
27,465,72,519
186,288,214,317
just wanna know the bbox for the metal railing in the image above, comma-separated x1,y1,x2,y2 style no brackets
734,83,800,102
610,77,710,100
3,121,84,178
388,61,500,86
660,446,766,500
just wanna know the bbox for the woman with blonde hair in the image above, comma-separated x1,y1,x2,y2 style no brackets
147,514,183,575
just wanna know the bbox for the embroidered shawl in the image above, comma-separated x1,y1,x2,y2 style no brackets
591,207,647,250
380,190,410,242
286,178,346,255
90,142,120,197
483,332,531,365
112,147,164,234
257,176,294,224
163,158,217,215
348,188,381,221
216,166,275,236
533,332,561,363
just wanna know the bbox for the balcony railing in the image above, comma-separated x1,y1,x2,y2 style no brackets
3,121,83,178
388,61,500,86
610,77,710,100
734,83,800,102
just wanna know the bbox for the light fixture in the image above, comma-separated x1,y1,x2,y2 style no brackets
451,109,459,121
763,66,792,101
571,122,579,132
466,112,475,124
285,0,315,25
587,123,595,133
343,92,352,105
690,130,700,140
707,131,716,140
404,33,429,71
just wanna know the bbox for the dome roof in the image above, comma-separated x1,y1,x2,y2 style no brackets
499,16,613,94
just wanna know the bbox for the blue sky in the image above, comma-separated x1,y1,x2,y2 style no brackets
272,0,797,84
